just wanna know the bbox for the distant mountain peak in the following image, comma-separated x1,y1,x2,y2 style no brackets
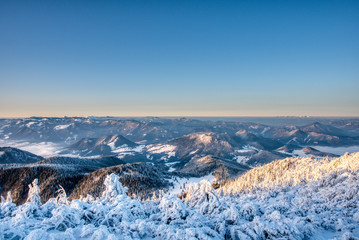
0,147,43,164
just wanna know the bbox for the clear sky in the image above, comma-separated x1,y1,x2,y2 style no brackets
0,0,358,117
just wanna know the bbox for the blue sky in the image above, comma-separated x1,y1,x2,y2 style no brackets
0,0,358,117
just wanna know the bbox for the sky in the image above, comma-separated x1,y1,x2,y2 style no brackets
0,0,358,117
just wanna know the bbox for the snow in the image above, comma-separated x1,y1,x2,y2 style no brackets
165,161,179,172
304,135,311,143
189,149,199,155
26,179,41,206
310,145,359,155
111,145,128,153
190,133,213,144
117,152,135,159
292,149,310,157
236,145,258,153
167,151,176,158
0,124,10,129
277,150,290,155
234,155,248,164
221,152,359,194
1,153,359,239
54,124,72,130
261,127,270,134
111,145,145,158
136,140,147,144
107,137,119,151
147,144,176,159
26,122,36,127
147,144,177,154
167,174,215,196
132,145,145,152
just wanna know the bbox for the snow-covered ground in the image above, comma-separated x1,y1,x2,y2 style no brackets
292,149,309,157
235,145,258,153
112,145,145,158
147,144,176,155
147,144,176,160
164,161,180,172
233,155,249,164
167,174,215,195
53,124,72,131
0,153,358,239
310,145,359,155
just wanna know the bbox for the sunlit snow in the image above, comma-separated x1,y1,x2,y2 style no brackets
54,124,72,131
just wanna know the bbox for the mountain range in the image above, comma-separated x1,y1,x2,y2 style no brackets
1,116,358,205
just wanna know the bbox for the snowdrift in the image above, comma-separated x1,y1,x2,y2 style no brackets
0,153,358,239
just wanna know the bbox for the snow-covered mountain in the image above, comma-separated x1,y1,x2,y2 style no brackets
2,117,358,146
262,122,359,146
69,162,172,200
149,132,241,162
1,117,359,210
62,134,139,156
0,157,170,205
177,155,251,178
1,117,359,177
0,147,43,164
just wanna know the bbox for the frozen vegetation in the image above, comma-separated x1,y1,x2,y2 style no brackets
0,153,358,239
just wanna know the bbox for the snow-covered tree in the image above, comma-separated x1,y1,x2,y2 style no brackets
26,179,42,206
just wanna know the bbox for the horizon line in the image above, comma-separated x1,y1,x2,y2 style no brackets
1,115,359,119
